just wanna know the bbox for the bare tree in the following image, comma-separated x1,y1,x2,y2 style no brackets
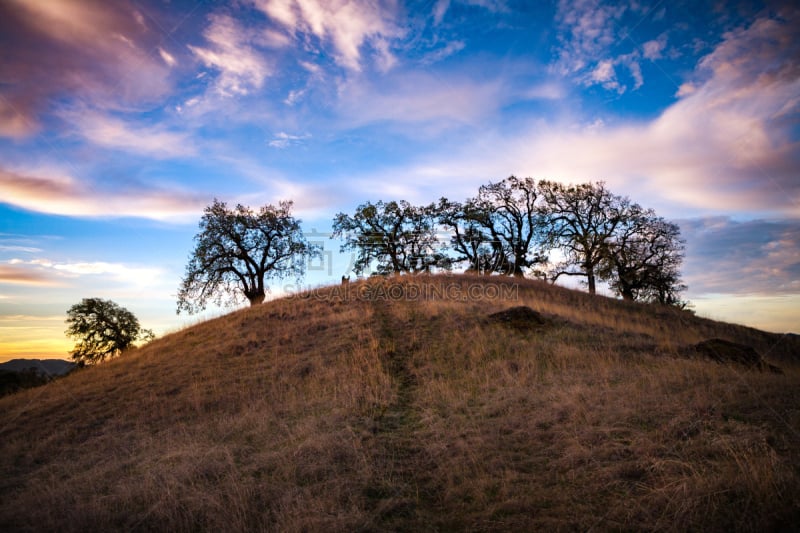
177,199,317,314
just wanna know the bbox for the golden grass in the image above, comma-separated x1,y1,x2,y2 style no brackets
0,274,798,531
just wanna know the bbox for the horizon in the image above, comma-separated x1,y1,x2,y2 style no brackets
1,0,798,362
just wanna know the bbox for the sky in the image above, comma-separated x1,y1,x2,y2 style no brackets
0,0,798,362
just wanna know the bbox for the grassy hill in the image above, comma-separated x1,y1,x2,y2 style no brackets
1,275,798,531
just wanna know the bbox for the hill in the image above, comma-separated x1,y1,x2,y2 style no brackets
0,275,798,531
0,359,76,398
0,358,76,377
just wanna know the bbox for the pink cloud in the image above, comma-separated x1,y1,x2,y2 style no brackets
62,109,195,158
253,0,403,71
389,8,800,218
189,14,272,96
0,265,60,287
0,0,174,137
0,167,206,220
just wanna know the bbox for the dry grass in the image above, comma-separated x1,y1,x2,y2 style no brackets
0,274,798,531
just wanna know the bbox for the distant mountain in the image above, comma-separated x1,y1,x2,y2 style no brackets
0,358,75,377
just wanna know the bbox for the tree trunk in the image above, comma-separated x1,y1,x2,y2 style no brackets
587,271,596,294
247,292,266,305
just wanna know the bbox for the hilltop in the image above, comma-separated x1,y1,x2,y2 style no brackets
0,275,798,531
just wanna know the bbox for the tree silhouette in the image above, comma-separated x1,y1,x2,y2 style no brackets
332,200,450,275
437,198,505,274
65,298,153,365
177,199,317,313
540,181,626,293
599,206,687,305
440,177,548,276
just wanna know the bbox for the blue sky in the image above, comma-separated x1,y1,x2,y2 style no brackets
1,0,798,361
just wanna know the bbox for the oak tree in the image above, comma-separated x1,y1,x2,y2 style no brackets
65,298,153,365
332,200,450,275
177,199,316,313
539,181,626,293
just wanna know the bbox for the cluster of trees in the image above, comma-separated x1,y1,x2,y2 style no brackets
175,180,686,314
62,179,685,366
332,178,686,306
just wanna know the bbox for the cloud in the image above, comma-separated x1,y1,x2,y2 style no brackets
553,0,625,75
0,167,206,220
0,246,41,253
642,33,667,60
462,0,509,12
335,71,504,129
432,0,450,25
189,14,272,96
0,265,60,286
380,9,799,217
0,0,174,137
158,47,177,67
420,40,466,65
63,109,195,158
268,131,311,148
9,258,164,284
681,217,800,296
252,0,403,71
552,0,652,93
0,258,166,296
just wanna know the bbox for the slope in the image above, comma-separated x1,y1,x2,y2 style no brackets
0,275,798,531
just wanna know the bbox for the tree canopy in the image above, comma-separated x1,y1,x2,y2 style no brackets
598,207,687,305
177,199,317,314
539,180,627,294
332,200,450,275
334,177,687,306
65,298,153,365
449,176,548,277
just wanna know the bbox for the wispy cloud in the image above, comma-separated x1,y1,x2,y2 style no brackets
8,258,164,286
189,14,272,96
63,109,195,158
335,71,504,129
268,131,311,148
552,0,657,93
420,40,466,65
0,0,173,137
681,217,800,296
0,264,60,286
252,0,404,71
0,246,41,254
0,167,206,220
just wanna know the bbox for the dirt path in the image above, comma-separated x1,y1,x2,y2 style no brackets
360,299,441,532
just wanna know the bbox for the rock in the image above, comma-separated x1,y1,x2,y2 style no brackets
487,306,549,332
691,338,782,373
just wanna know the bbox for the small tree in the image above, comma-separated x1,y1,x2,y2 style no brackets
332,200,450,275
177,199,317,314
65,298,153,365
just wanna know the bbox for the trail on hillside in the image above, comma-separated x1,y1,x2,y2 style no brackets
361,298,442,531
